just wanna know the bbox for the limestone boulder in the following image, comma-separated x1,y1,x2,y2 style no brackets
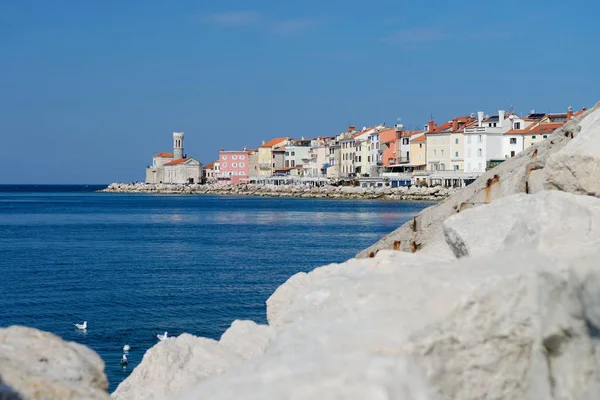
112,335,241,400
545,106,600,196
0,326,110,400
442,190,600,259
170,247,600,400
218,320,273,360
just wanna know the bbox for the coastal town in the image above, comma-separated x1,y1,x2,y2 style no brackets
144,105,587,189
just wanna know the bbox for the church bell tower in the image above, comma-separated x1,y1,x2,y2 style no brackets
173,132,184,159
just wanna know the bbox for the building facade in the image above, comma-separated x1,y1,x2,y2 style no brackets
146,132,203,184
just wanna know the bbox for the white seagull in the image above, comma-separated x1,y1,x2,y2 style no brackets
74,321,87,330
123,344,131,353
120,354,128,366
157,331,168,341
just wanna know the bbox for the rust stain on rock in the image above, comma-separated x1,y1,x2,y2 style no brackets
484,174,500,204
531,148,538,158
412,217,418,233
368,251,376,258
393,241,402,251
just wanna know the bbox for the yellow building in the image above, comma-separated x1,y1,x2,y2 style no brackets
523,123,562,148
257,137,287,176
409,134,427,168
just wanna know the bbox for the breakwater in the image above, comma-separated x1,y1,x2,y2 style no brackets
100,182,455,201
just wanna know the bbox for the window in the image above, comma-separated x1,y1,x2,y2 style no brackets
231,171,237,176
239,162,245,167
478,135,482,143
272,163,275,167
455,138,459,144
239,155,245,160
433,150,437,156
285,152,289,156
510,151,516,157
232,163,237,167
222,155,227,160
493,123,497,127
543,135,548,139
418,153,422,160
368,156,370,162
478,149,482,157
291,152,295,156
455,151,459,157
510,138,517,144
358,156,361,162
514,122,521,129
441,150,444,156
222,162,227,168
532,135,537,139
285,160,289,168
291,160,295,167
232,155,238,160
419,143,423,149
454,165,459,171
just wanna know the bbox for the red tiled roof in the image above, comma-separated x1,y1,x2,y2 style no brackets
164,158,190,166
204,162,216,169
412,135,426,143
524,123,563,135
154,152,173,158
260,138,288,148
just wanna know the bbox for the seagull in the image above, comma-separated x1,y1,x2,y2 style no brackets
123,344,130,353
120,354,128,366
157,331,168,341
74,321,87,330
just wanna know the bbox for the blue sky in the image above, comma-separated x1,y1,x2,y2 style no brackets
1,0,598,183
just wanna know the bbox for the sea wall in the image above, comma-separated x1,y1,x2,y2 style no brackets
3,103,600,400
100,182,455,201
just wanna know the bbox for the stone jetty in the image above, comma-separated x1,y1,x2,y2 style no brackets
100,182,455,201
2,103,600,400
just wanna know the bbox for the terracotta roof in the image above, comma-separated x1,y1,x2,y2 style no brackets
154,152,173,158
504,129,525,135
164,158,190,166
204,162,216,169
524,123,563,135
260,138,288,148
412,135,426,143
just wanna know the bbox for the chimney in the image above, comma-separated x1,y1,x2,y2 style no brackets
498,110,505,127
301,136,305,140
261,140,266,145
349,126,356,132
567,106,573,120
427,120,436,133
451,118,459,131
477,111,484,127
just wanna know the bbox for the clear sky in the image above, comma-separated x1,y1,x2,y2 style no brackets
1,0,598,184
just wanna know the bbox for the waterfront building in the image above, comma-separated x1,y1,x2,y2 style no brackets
426,116,476,172
217,149,251,185
247,150,259,178
145,132,203,184
463,110,514,173
326,142,341,178
258,138,288,177
284,138,310,169
203,161,219,182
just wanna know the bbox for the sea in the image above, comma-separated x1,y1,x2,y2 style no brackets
0,185,434,392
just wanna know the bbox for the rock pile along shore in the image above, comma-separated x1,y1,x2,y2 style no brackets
3,102,600,400
100,182,455,201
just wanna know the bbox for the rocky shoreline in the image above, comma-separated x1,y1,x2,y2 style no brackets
100,182,455,201
2,103,600,400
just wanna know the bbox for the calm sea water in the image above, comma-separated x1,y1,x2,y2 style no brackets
0,185,433,391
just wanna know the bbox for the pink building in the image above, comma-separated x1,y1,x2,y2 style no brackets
218,149,250,185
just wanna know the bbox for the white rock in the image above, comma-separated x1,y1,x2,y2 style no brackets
112,334,241,400
546,106,600,196
442,191,600,259
218,320,273,360
0,326,110,400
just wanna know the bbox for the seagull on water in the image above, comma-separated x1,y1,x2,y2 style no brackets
157,331,168,341
123,344,130,353
120,354,128,366
74,321,87,331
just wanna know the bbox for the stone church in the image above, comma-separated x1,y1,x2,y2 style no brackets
145,132,203,184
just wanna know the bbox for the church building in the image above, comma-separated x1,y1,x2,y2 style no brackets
145,132,203,184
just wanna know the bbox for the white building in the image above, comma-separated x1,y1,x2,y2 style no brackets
145,132,203,184
463,110,513,173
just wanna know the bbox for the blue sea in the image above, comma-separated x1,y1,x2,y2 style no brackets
0,185,433,392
